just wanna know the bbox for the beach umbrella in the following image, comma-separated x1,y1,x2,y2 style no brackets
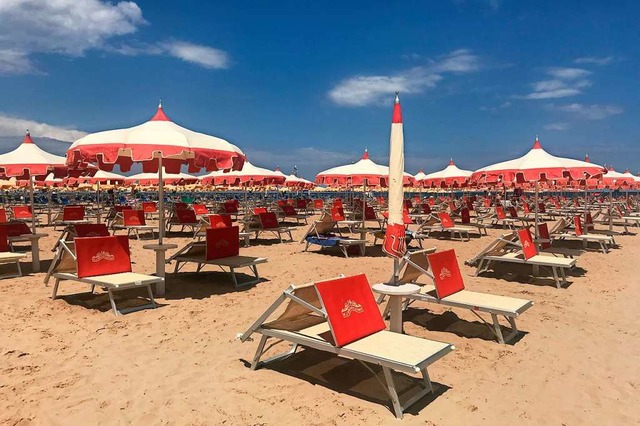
66,102,245,294
315,149,414,187
383,94,407,269
76,169,126,185
125,170,198,186
601,166,635,188
420,159,472,188
200,160,285,186
284,174,314,189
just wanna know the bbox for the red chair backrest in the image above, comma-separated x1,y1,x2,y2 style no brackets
192,204,208,215
428,198,435,206
314,274,385,347
537,223,551,250
496,206,506,219
73,223,110,237
176,208,197,224
427,249,465,298
74,235,132,278
281,205,297,216
404,199,413,209
523,203,531,214
296,199,308,209
259,212,279,229
123,209,146,226
465,200,474,211
0,226,9,252
538,202,546,213
585,212,593,224
420,203,431,214
0,208,6,223
437,212,454,228
115,205,132,213
208,214,232,228
205,226,240,260
573,215,584,236
460,208,471,224
277,200,288,207
12,205,32,219
402,210,414,225
223,202,238,214
63,206,85,221
253,207,268,215
330,207,345,221
517,228,538,260
483,199,491,207
333,199,343,208
142,202,157,213
1,222,31,237
508,206,518,218
364,206,377,220
174,202,189,210
313,199,323,209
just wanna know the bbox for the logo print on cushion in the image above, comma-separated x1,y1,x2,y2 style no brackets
193,204,208,214
259,212,279,229
13,206,31,219
142,202,157,213
124,210,145,226
382,222,406,258
438,212,453,228
427,249,465,299
330,207,345,221
63,206,84,221
92,251,115,262
517,228,538,260
314,274,385,347
439,267,452,280
341,300,364,318
1,222,31,237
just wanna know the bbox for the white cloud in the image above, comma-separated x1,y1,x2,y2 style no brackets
556,103,623,120
519,67,591,100
0,1,229,73
574,56,614,66
165,41,229,69
328,49,480,106
544,122,570,131
0,114,87,141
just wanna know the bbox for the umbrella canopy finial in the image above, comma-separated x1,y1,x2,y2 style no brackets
449,158,454,166
151,100,171,121
532,135,542,149
585,153,590,163
362,148,369,160
23,129,34,144
392,93,402,123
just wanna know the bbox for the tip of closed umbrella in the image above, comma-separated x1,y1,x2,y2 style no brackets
532,135,542,149
22,130,34,144
392,93,402,124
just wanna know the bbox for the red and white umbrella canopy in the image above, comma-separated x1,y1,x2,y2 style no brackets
315,149,414,187
0,131,67,179
200,160,286,186
78,169,126,185
66,102,245,174
414,169,427,183
601,166,636,187
284,174,314,189
124,170,198,186
420,159,473,188
471,137,606,184
622,169,640,186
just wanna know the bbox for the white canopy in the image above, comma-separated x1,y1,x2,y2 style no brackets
315,149,414,187
0,131,67,178
420,159,473,187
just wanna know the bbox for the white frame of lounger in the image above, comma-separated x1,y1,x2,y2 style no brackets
238,283,454,419
0,252,25,279
48,242,159,316
302,219,366,258
168,241,267,288
380,252,533,344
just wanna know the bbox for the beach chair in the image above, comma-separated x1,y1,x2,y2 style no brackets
552,216,615,254
141,201,158,219
330,206,361,232
194,214,252,246
280,204,308,225
378,249,533,344
219,200,240,219
1,221,47,263
0,226,27,279
168,226,267,288
112,209,156,240
491,206,518,229
458,208,489,235
11,205,39,226
238,274,454,418
249,212,294,242
192,203,209,216
535,223,582,258
166,208,200,234
300,213,366,257
52,206,89,229
47,235,160,315
474,228,577,288
435,212,475,241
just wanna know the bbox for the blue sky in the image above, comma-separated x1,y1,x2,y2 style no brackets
0,0,638,178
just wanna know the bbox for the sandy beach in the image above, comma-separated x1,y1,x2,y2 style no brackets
1,214,639,425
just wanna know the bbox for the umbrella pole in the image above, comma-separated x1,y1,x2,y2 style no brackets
96,181,101,224
534,180,539,239
158,161,164,245
29,175,36,235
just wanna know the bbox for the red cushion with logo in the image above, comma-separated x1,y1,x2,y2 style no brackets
573,216,584,236
537,223,551,249
315,274,385,347
460,208,471,224
402,209,414,225
142,202,157,213
259,212,279,229
518,228,538,260
223,203,238,214
1,222,31,237
330,207,345,221
63,206,85,221
124,209,146,226
428,198,435,206
496,206,506,219
192,204,208,215
427,249,465,298
253,207,267,215
205,226,239,260
296,199,307,209
523,203,531,214
176,208,197,224
282,205,297,216
438,212,454,228
364,206,377,220
333,199,343,208
0,208,6,223
12,206,32,219
75,236,132,278
73,223,110,237
508,207,518,218
208,214,232,228
421,203,431,214
313,199,323,209
174,202,188,210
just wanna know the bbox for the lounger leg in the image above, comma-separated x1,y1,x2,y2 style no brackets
107,288,120,316
551,268,560,289
421,368,434,394
382,366,404,419
51,278,61,300
146,284,157,309
491,313,505,344
230,268,239,288
250,335,269,370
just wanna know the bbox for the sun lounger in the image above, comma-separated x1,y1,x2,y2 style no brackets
300,213,366,257
413,212,478,242
248,212,295,242
10,205,40,226
474,229,577,288
141,201,158,219
194,214,252,246
112,209,157,240
279,204,308,224
378,249,533,344
47,235,160,315
52,206,89,229
552,216,615,254
0,226,27,279
491,206,519,229
166,208,200,234
458,208,489,235
238,274,454,418
167,226,267,288
330,206,362,232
